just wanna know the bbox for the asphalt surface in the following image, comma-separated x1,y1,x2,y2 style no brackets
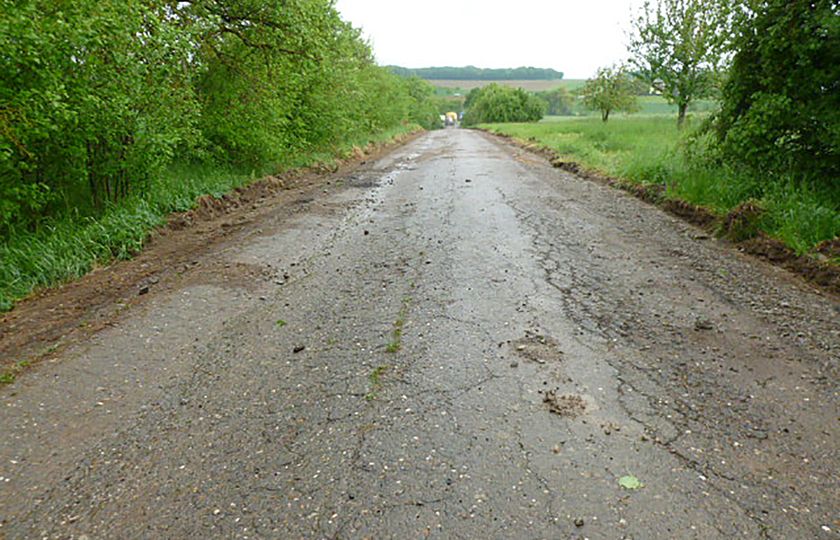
1,129,838,539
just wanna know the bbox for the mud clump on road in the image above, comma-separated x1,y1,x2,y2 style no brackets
512,333,564,365
171,176,289,227
543,390,586,418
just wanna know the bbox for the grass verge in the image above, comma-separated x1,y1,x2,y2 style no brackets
480,116,839,257
0,124,419,312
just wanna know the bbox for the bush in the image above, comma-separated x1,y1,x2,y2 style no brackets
461,84,546,126
0,0,197,230
0,0,435,309
714,0,840,186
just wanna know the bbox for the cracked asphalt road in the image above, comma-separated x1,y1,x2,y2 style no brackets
1,129,838,539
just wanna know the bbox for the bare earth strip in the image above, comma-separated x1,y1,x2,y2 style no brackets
0,129,837,539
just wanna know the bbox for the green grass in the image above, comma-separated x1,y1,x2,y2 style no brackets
0,360,31,385
0,124,419,312
540,95,719,118
385,297,411,353
365,364,390,401
482,115,839,255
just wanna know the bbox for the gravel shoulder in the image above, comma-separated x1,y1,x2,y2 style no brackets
0,129,837,539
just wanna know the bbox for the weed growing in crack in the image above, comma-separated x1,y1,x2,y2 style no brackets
386,297,411,353
0,360,31,385
365,365,390,401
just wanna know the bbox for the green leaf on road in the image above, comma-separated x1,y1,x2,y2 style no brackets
619,475,644,490
276,319,287,327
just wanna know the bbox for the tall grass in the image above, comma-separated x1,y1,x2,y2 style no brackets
0,124,419,311
482,116,839,255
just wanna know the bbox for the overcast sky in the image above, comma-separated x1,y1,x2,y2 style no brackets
334,0,641,79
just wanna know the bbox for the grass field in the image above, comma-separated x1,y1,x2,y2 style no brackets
481,116,839,255
543,96,719,117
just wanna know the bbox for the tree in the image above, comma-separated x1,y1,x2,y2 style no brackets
461,84,546,126
714,0,839,186
581,65,639,122
629,0,732,126
0,0,437,234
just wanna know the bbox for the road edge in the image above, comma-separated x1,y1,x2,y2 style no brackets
476,127,840,298
0,129,426,384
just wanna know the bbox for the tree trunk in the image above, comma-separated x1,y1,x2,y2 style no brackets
602,109,610,122
677,103,687,127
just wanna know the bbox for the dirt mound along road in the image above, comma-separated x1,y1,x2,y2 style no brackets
0,129,837,539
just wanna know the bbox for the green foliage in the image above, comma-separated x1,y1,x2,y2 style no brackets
0,0,428,310
0,0,198,230
714,0,840,188
581,65,640,122
434,96,466,116
0,123,417,311
629,0,732,125
389,66,564,81
535,87,574,116
462,84,546,126
481,117,839,255
402,77,443,130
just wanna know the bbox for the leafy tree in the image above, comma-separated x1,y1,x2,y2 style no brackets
0,0,197,225
581,65,640,122
0,0,438,234
461,84,546,126
714,0,840,186
402,77,443,130
629,0,732,126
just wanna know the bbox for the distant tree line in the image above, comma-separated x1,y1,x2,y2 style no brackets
0,0,440,233
389,66,564,81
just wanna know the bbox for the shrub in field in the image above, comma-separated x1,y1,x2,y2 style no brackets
461,84,546,126
581,65,639,122
714,0,840,188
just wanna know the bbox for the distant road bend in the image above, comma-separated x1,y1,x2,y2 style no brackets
1,129,837,539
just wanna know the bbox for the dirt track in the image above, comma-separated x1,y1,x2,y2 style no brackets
1,129,838,539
